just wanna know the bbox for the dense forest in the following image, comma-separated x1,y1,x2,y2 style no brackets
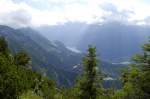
0,36,150,99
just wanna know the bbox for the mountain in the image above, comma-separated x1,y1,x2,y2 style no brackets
37,22,150,62
0,25,82,86
77,22,150,62
0,25,124,87
36,22,88,47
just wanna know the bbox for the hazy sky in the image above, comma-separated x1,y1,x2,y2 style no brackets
0,0,150,27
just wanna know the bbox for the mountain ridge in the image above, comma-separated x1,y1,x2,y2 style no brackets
0,25,123,86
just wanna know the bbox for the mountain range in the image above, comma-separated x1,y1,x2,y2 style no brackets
37,22,150,62
0,25,121,86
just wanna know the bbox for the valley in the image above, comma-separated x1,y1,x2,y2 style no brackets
0,25,124,87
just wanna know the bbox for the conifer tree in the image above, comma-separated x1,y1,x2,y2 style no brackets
133,40,150,97
0,36,8,54
120,39,150,99
78,46,102,99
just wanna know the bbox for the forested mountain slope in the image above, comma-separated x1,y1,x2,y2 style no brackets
0,25,81,86
0,25,123,86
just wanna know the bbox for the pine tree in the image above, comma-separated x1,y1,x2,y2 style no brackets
0,36,8,53
120,39,150,99
0,37,10,58
78,46,102,99
133,40,150,97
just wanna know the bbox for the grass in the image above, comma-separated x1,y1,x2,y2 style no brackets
20,91,43,99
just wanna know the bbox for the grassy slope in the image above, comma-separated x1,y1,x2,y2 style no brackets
20,91,43,99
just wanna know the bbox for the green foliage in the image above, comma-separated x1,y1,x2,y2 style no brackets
2,34,150,99
77,46,103,99
20,90,43,99
34,76,56,99
118,39,150,99
0,37,57,99
14,50,30,67
0,36,8,53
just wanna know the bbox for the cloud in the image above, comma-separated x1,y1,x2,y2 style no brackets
0,0,33,28
0,0,150,27
0,9,32,28
100,3,135,23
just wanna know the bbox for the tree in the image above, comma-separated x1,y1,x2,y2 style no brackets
133,40,150,98
14,50,31,67
120,39,150,99
78,46,102,99
0,37,57,99
0,36,8,53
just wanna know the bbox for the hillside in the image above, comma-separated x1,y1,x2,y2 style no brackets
0,25,123,86
0,25,82,86
37,22,150,62
78,22,150,61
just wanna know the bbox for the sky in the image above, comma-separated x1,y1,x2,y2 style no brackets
0,0,150,28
